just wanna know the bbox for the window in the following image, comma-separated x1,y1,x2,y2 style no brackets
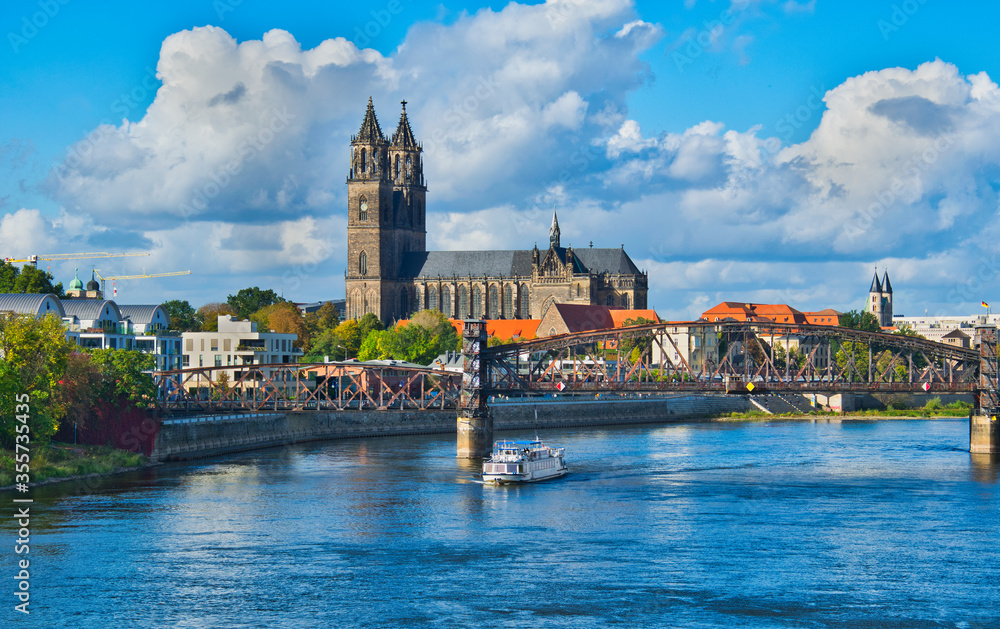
519,284,530,319
360,148,367,174
503,285,513,319
215,355,222,367
394,155,400,179
472,286,482,319
200,338,205,351
429,286,439,311
458,286,469,318
183,355,190,367
488,285,499,319
359,251,368,275
359,196,368,221
400,288,409,318
441,287,451,316
622,294,629,309
223,338,231,351
606,295,615,307
185,338,193,352
211,339,219,351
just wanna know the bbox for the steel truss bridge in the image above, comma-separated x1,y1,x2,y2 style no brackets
154,321,996,413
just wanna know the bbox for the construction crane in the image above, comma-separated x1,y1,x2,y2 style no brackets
94,270,192,295
3,252,150,267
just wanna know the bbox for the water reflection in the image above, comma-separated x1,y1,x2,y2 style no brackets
970,453,1000,483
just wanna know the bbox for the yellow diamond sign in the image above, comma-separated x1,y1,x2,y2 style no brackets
746,382,755,392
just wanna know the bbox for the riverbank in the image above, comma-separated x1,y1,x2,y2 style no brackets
0,443,150,488
720,400,973,421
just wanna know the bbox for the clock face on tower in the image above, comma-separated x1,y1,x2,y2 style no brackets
360,202,368,212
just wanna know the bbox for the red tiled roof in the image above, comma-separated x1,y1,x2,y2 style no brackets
433,319,541,340
609,309,660,327
702,302,841,326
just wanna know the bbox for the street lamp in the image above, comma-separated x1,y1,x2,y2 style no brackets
337,344,349,361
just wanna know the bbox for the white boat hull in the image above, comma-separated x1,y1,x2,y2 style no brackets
482,465,567,485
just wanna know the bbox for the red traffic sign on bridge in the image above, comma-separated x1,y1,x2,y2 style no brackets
922,382,931,392
556,382,566,392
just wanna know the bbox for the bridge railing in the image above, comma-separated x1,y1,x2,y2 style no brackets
480,320,981,396
153,362,462,413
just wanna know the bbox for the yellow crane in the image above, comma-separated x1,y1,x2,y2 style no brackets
94,269,192,295
3,252,150,267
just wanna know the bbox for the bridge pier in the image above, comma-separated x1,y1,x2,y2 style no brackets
973,326,999,453
457,319,492,458
970,414,999,454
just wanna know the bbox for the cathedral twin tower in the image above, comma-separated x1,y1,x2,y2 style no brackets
345,98,649,324
345,98,425,321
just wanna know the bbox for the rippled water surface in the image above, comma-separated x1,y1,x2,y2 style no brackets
16,418,1000,628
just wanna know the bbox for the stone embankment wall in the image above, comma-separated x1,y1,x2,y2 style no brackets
152,395,755,461
493,395,754,431
856,392,974,410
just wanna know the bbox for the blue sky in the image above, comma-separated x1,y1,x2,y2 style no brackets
3,0,1000,319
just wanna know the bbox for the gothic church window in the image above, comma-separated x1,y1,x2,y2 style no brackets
359,251,367,276
458,286,469,318
519,284,530,319
359,196,368,221
606,294,614,307
361,148,367,174
429,286,439,311
442,287,452,316
472,286,482,319
488,286,499,319
399,288,409,318
622,294,630,309
503,285,513,319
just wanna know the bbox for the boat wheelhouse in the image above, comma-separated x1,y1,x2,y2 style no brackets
482,439,567,484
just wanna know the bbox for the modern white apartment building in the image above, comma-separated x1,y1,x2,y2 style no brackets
892,313,997,346
181,315,302,372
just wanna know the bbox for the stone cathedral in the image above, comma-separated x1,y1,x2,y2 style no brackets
344,98,649,323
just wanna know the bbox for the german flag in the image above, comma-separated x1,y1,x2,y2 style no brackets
982,301,990,308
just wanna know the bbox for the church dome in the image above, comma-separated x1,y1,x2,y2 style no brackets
68,268,84,291
86,271,100,292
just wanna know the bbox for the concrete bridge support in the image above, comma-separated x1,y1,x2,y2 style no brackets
457,319,492,458
973,326,999,453
970,414,999,454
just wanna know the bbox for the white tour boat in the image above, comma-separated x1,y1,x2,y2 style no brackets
482,439,567,484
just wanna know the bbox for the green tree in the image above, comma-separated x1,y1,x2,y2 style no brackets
620,317,655,358
57,351,104,431
0,313,74,446
357,312,385,340
839,309,881,332
89,349,156,408
357,329,394,361
304,302,340,340
0,261,64,296
196,302,236,332
227,286,284,319
162,299,199,331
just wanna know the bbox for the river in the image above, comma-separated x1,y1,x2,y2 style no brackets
12,418,1000,628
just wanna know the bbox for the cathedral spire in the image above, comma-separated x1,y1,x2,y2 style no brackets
549,209,561,248
354,96,386,145
869,267,882,293
882,270,893,294
391,100,418,148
